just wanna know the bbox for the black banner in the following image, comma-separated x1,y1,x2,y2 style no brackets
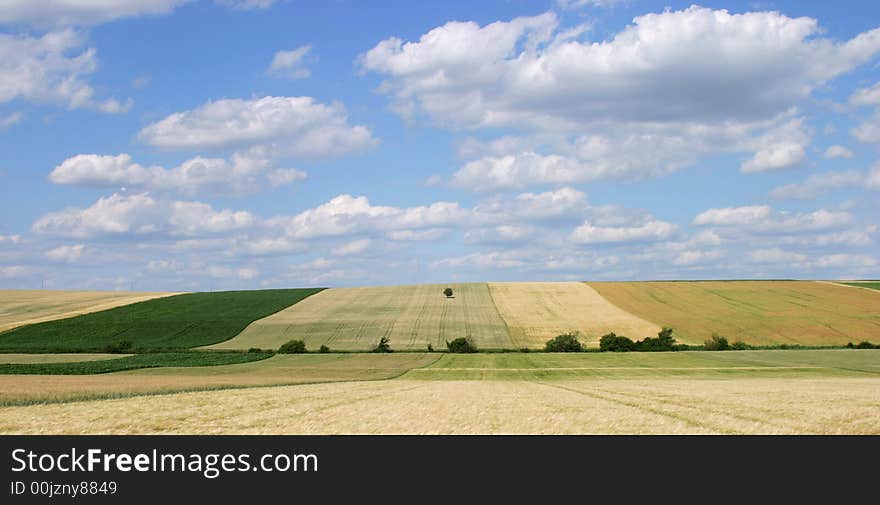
1,436,876,502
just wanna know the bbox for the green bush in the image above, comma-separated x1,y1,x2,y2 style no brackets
278,339,307,354
319,344,330,353
730,340,749,350
103,340,133,353
427,343,434,352
372,336,392,353
633,327,677,352
443,287,454,297
704,334,730,351
545,333,583,352
519,347,531,353
599,332,635,352
855,341,878,349
446,337,477,353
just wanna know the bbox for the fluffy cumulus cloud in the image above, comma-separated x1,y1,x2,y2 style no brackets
268,45,313,80
0,0,191,27
48,153,306,196
694,205,851,233
269,194,469,240
138,96,377,157
739,119,810,173
769,170,864,200
362,7,880,129
850,82,880,106
32,192,255,239
0,30,129,113
569,219,676,245
823,145,854,158
361,6,880,190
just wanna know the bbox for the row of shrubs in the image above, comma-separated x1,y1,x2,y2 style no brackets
263,333,880,354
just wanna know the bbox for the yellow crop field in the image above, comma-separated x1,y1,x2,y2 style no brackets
488,282,661,347
0,353,438,405
588,281,880,345
209,283,512,351
0,290,180,333
2,376,876,434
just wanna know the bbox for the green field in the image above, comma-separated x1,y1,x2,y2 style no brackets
403,349,880,379
0,351,273,375
0,289,322,352
210,283,512,351
841,282,880,291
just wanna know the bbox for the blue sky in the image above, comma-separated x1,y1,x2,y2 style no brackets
1,0,879,291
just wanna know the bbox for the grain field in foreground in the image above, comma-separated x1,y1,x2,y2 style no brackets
588,280,880,345
1,377,877,434
209,283,511,351
0,290,179,333
488,282,662,347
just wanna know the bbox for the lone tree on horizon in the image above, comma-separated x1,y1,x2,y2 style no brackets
443,287,454,298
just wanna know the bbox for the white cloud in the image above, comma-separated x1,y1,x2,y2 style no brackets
852,114,880,143
452,118,808,190
814,254,876,268
32,192,255,238
693,206,772,226
49,153,306,195
45,244,85,262
215,0,277,11
673,249,726,266
465,225,536,244
769,170,864,200
138,96,376,158
569,219,676,244
0,112,23,130
867,164,880,190
0,0,191,27
739,119,809,173
268,45,312,80
206,265,260,280
0,234,21,244
694,205,852,233
850,82,880,106
362,7,880,130
431,251,527,270
332,238,371,256
748,248,808,264
271,194,468,240
0,265,31,278
823,145,854,158
0,30,130,113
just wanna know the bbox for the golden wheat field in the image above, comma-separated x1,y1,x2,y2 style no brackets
588,281,880,345
488,282,661,347
2,377,877,435
208,283,512,351
0,290,180,333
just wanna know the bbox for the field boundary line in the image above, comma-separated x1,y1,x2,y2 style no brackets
814,280,880,294
406,366,825,371
485,283,515,347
